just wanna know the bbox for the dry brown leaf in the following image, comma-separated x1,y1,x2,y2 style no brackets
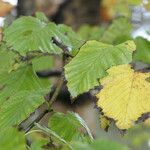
0,28,2,41
0,0,14,17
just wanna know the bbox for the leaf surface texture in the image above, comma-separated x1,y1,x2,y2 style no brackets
65,40,135,97
97,65,150,129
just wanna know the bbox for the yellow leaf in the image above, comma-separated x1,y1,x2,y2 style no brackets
144,118,150,126
97,65,150,130
100,115,110,130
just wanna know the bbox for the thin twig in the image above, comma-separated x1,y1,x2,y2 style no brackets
36,69,62,78
49,75,64,106
18,105,49,132
52,37,73,57
20,51,52,62
136,112,150,124
18,75,64,132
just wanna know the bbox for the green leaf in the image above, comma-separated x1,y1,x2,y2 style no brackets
27,128,49,150
35,123,72,149
4,17,62,55
58,24,85,55
30,140,48,150
4,16,84,56
35,11,49,23
0,127,26,150
72,139,130,150
77,25,105,41
127,0,141,5
0,64,49,130
48,112,93,142
32,55,54,86
32,55,54,71
72,142,91,150
133,37,150,64
101,17,132,44
0,43,16,73
65,40,135,97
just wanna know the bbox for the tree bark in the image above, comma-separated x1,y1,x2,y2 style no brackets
52,0,101,28
17,0,101,28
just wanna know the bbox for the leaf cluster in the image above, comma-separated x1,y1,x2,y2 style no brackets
0,12,150,150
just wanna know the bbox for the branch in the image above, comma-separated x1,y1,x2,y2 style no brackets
36,69,62,78
136,112,150,124
18,104,49,132
49,76,64,106
52,37,73,57
18,75,64,132
19,51,51,62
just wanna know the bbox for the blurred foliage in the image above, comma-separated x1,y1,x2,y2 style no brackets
100,17,132,44
0,127,26,150
32,55,54,71
101,0,141,19
134,37,150,64
0,0,14,17
143,1,150,11
77,17,132,44
124,124,150,150
77,25,105,41
0,28,2,41
72,139,130,150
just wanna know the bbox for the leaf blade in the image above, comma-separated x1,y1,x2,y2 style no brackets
133,37,150,64
0,127,26,150
0,65,49,131
65,40,135,97
48,112,93,142
3,16,84,56
97,64,150,129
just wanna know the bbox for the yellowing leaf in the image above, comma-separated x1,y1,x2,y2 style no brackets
144,118,150,126
100,115,110,130
97,65,150,130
